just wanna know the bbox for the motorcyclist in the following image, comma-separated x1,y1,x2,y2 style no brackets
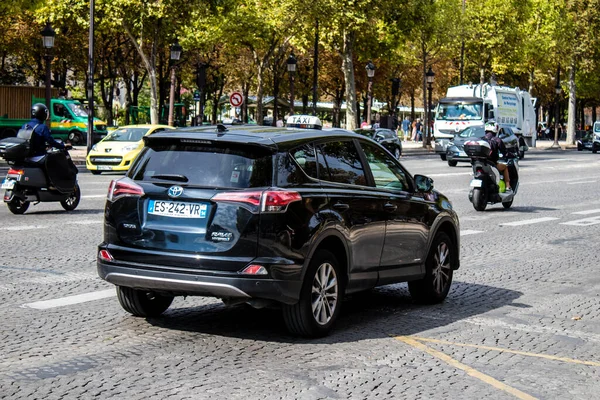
23,103,71,160
484,122,512,193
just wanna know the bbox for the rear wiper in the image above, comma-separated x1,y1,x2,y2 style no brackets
149,174,189,182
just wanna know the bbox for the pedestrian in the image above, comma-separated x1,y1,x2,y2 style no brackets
416,118,423,142
402,117,411,142
411,119,418,141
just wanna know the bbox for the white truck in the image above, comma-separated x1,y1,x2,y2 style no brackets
434,84,536,160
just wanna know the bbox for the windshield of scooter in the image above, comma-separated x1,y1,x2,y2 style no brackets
458,126,486,138
437,102,483,121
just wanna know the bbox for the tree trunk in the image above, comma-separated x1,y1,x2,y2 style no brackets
529,70,534,94
242,81,249,123
422,51,428,148
256,65,265,125
410,90,415,122
341,29,357,130
566,60,576,144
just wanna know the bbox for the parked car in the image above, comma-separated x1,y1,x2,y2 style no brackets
97,117,460,337
354,128,403,159
446,125,520,167
577,131,600,153
86,124,175,174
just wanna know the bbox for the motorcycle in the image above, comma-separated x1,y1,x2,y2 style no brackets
465,140,519,211
1,142,80,215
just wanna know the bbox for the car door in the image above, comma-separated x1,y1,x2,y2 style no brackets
358,140,430,283
315,139,386,292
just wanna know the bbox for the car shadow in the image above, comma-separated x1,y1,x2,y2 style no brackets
24,208,104,216
145,281,523,343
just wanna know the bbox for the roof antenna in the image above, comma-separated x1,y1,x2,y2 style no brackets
216,124,228,133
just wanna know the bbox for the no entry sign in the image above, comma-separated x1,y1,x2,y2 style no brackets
229,92,243,107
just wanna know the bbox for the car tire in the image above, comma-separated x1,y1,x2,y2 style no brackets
282,249,342,337
472,187,487,211
60,183,81,211
440,154,447,161
394,147,401,160
503,199,513,209
68,131,83,145
116,286,174,317
408,232,455,304
7,198,29,214
447,160,458,167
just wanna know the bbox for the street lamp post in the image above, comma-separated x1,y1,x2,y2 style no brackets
87,0,95,154
425,66,435,146
168,40,182,127
366,61,375,127
287,53,297,117
391,78,401,130
41,21,55,128
553,81,562,148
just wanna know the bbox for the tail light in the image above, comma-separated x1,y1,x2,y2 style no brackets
107,177,144,202
240,264,268,275
7,168,24,176
98,249,114,262
212,190,301,213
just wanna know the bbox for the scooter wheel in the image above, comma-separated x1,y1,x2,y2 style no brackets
503,200,513,209
472,188,487,211
61,183,81,211
7,199,29,214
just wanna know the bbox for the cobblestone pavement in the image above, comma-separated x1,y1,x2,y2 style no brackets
1,150,599,399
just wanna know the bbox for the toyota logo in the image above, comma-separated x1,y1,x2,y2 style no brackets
168,186,184,198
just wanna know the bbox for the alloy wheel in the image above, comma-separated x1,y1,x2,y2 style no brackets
432,241,452,294
311,262,338,325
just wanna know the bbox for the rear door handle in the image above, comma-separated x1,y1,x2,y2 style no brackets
384,203,397,212
333,202,349,211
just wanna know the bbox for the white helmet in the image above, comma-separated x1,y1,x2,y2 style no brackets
485,120,498,134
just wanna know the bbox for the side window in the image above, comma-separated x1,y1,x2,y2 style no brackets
318,140,367,186
360,142,411,191
291,143,318,179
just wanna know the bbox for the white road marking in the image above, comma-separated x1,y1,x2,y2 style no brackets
460,230,484,236
69,220,102,225
560,216,600,226
428,172,472,177
22,289,115,310
82,195,106,199
572,209,600,215
499,217,559,226
567,180,597,185
0,225,47,231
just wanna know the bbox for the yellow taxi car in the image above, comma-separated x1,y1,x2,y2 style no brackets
86,125,175,174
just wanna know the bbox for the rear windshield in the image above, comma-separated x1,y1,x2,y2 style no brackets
129,144,273,188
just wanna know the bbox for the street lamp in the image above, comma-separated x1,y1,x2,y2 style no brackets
168,40,182,127
366,61,375,126
41,21,55,128
287,52,297,116
425,66,435,146
553,80,562,148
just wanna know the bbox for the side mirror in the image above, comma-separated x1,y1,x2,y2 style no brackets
414,174,434,192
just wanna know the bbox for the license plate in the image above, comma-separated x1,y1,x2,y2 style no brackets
470,179,483,187
1,179,15,190
458,151,467,157
97,166,113,170
148,200,208,219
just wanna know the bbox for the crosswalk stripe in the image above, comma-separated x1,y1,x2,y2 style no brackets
22,289,115,310
500,217,559,226
572,209,600,215
560,216,600,226
460,230,483,236
567,180,597,185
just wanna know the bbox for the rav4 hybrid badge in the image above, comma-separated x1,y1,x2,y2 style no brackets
168,185,184,198
211,231,233,242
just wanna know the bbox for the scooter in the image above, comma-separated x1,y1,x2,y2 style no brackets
1,147,80,215
465,140,519,211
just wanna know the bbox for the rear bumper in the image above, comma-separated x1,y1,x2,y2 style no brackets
97,257,303,305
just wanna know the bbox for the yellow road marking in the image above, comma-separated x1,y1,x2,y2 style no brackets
395,336,538,400
411,336,600,367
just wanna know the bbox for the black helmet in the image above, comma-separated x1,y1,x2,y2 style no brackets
32,103,49,121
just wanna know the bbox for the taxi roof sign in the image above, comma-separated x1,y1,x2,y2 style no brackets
286,115,322,130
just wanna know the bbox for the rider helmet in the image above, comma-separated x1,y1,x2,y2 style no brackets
31,103,49,121
484,120,498,136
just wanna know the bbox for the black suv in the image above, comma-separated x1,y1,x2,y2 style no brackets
98,122,460,337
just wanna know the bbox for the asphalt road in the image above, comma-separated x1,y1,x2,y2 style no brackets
1,150,599,399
